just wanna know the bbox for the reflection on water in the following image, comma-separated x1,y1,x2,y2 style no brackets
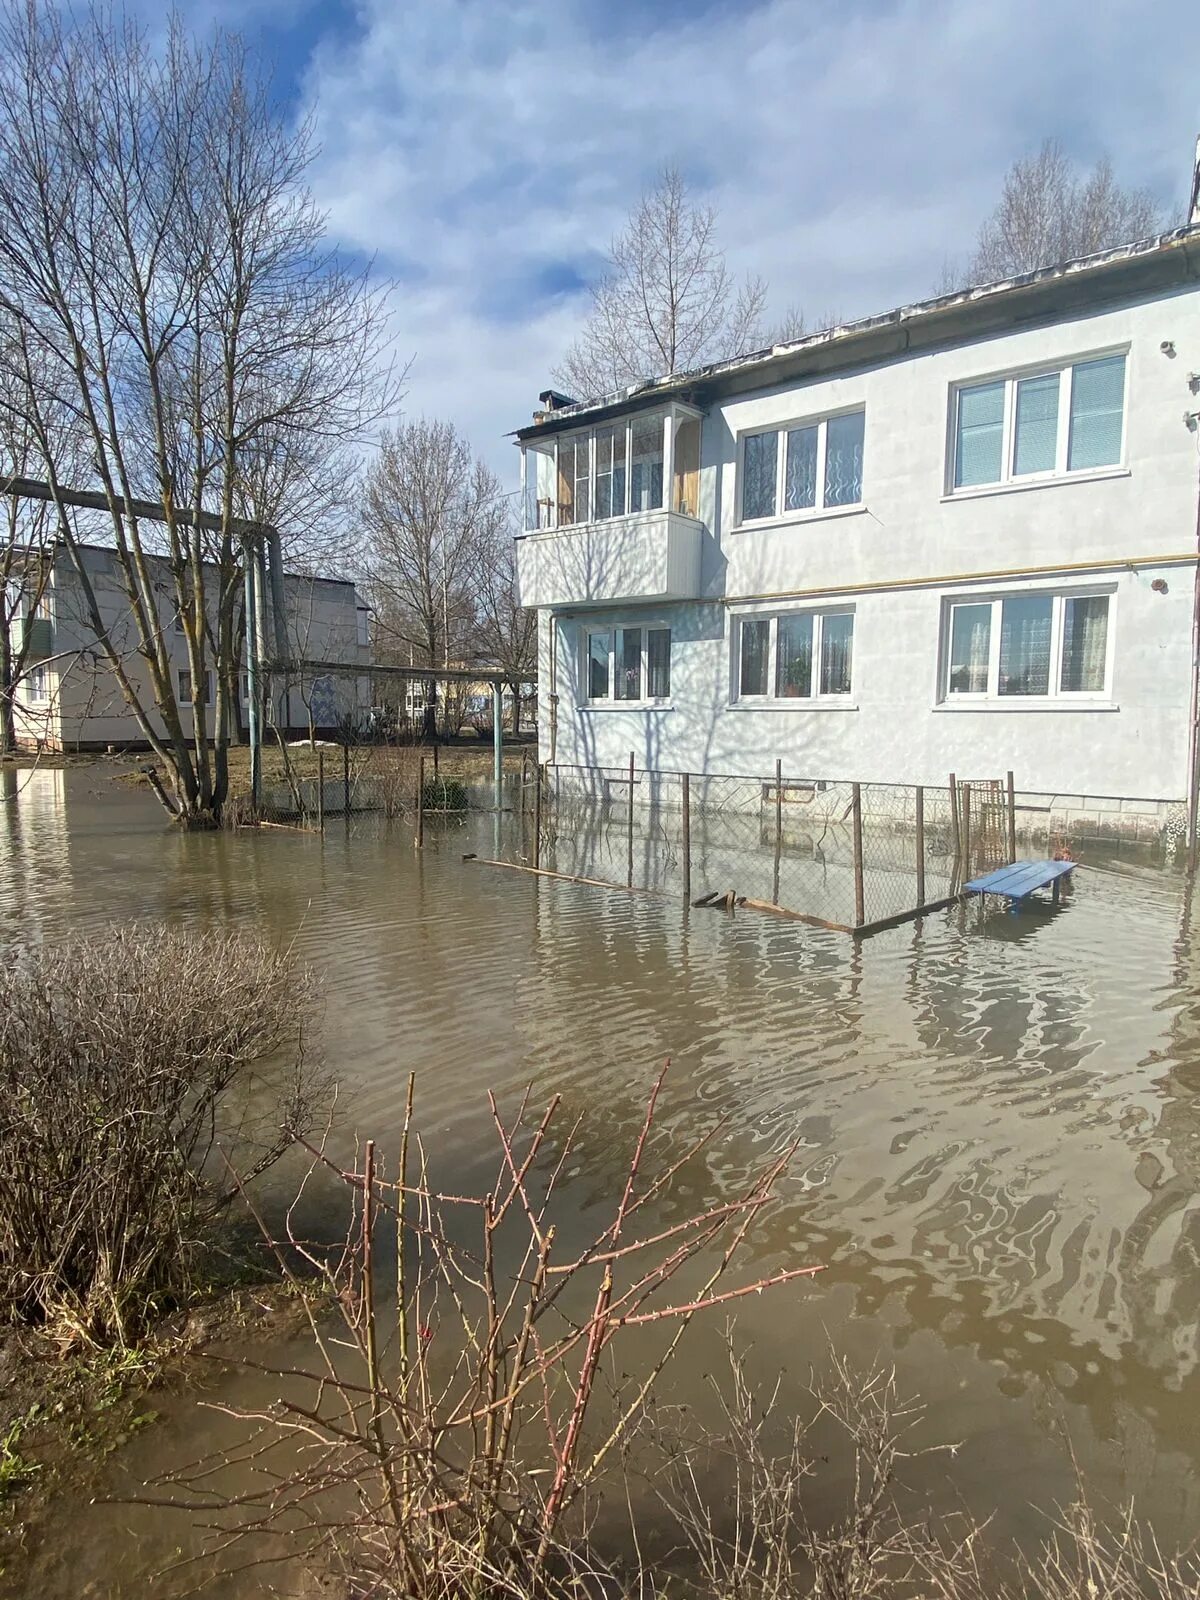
3,768,1200,1593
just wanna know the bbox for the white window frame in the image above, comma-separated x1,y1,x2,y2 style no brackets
26,664,48,701
732,608,856,705
736,407,866,527
521,405,702,532
938,587,1116,705
948,348,1129,494
582,622,672,708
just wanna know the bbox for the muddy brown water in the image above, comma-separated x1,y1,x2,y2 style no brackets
3,766,1200,1595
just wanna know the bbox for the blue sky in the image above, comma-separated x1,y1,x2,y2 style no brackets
163,0,1199,483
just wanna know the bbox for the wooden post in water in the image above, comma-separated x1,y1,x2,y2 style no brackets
343,744,351,818
772,757,783,905
948,772,961,876
681,772,691,904
1006,769,1017,862
915,785,925,908
534,761,543,869
415,755,425,849
961,783,972,879
316,750,325,833
626,750,635,889
851,781,865,927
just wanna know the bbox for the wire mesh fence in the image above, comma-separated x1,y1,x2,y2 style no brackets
504,760,1016,937
235,731,1016,939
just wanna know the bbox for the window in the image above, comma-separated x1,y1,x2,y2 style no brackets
735,611,855,702
941,591,1112,701
178,668,213,706
26,665,47,701
584,625,671,704
740,409,865,523
951,353,1126,490
523,410,696,530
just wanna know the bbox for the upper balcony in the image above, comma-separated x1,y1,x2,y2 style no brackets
516,403,704,610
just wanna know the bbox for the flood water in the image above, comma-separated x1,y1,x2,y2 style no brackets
3,765,1200,1595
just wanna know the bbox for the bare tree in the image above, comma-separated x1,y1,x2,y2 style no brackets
958,139,1169,284
471,508,536,734
361,420,501,740
0,6,396,824
554,166,771,400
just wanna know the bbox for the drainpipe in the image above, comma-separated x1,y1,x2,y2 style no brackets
547,612,558,767
1186,423,1200,873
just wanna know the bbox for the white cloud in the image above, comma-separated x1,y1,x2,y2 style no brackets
292,0,1200,480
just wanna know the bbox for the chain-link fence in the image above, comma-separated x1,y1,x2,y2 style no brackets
496,761,1015,937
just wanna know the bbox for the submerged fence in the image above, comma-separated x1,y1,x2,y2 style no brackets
485,758,1018,938
246,739,1017,938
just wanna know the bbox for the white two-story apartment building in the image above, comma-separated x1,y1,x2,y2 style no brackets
515,191,1200,845
11,540,371,750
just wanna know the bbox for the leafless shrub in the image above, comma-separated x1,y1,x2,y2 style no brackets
148,1065,820,1596
0,927,325,1346
658,1336,1200,1600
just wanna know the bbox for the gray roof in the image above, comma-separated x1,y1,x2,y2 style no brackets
516,223,1200,441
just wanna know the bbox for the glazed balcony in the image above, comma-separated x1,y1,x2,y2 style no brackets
517,402,704,609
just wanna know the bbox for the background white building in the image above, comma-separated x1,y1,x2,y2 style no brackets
516,215,1200,843
11,541,370,750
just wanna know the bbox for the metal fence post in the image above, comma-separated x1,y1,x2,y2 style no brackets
962,783,972,880
317,749,325,833
343,744,351,817
681,771,691,904
1006,769,1017,862
493,683,504,812
534,761,543,870
626,750,635,890
415,754,425,849
915,785,925,908
852,781,865,928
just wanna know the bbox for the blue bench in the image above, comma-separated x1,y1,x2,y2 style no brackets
964,859,1076,905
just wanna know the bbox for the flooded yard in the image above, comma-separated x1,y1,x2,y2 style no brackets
2,765,1199,1594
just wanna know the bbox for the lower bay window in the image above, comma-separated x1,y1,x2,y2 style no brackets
942,589,1113,702
735,610,854,703
584,624,671,705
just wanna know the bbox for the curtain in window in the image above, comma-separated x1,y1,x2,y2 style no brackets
819,614,854,695
784,426,818,511
1068,355,1125,470
1060,595,1108,692
1013,373,1059,476
616,627,642,700
647,628,671,698
948,604,991,693
742,432,777,520
775,613,813,696
998,596,1052,695
739,618,769,696
824,413,864,506
588,632,610,699
955,382,1004,487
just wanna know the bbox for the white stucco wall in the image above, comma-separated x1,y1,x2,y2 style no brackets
535,277,1200,810
11,545,368,750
